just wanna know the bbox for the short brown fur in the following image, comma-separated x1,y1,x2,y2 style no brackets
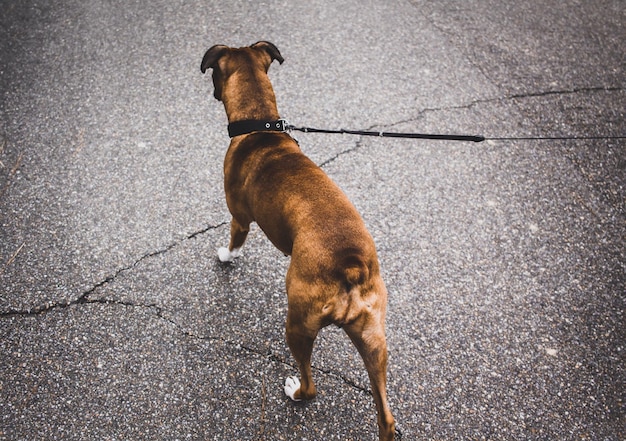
201,41,395,440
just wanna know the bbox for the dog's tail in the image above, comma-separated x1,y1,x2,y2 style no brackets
341,255,369,288
343,265,368,288
329,255,373,327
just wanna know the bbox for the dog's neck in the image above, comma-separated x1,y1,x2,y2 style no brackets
221,73,280,123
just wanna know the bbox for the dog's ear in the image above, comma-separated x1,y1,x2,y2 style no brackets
201,45,229,74
251,41,284,65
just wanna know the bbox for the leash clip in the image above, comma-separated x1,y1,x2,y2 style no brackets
276,119,290,132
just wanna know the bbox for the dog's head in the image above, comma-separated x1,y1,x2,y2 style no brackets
200,41,284,101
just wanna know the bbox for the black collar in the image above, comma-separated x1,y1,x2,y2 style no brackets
227,119,289,137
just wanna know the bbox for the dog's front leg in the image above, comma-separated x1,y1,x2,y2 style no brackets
218,218,249,262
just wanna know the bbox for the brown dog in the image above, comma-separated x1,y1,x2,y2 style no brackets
201,41,395,440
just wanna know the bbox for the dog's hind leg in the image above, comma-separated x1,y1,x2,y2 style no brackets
284,309,319,401
344,318,396,440
218,217,249,262
284,322,318,401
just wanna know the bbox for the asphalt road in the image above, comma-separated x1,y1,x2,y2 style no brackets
1,1,624,440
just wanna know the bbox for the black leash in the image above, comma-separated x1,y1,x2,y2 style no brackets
227,119,625,143
288,125,485,143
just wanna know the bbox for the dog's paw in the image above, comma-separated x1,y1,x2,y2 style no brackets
284,376,302,401
218,247,240,262
217,247,232,262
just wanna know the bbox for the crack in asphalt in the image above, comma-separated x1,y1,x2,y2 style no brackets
314,122,389,168
317,136,365,168
154,309,373,397
398,86,625,125
319,86,625,147
0,221,228,318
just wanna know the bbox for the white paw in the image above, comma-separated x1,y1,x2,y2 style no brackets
284,376,302,401
218,247,240,262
